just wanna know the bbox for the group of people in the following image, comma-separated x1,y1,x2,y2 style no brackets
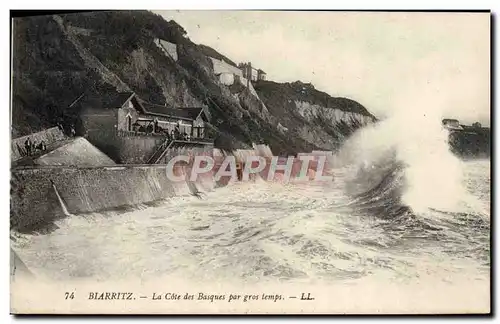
22,137,47,157
57,123,76,137
171,126,190,141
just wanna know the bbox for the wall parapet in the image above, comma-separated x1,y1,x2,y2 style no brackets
11,127,67,161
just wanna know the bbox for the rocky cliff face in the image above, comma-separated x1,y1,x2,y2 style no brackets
12,11,377,155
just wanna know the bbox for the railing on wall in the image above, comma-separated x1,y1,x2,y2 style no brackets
113,126,215,165
116,130,169,138
190,127,205,141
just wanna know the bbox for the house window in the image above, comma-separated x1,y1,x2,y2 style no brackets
127,115,132,131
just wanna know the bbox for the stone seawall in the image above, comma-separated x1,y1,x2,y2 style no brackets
10,165,214,232
11,127,67,161
36,137,116,166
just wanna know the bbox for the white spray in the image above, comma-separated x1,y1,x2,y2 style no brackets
336,84,470,214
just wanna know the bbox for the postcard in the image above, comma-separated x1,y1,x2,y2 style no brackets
10,10,491,314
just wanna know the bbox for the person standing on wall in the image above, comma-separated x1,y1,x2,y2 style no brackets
24,138,31,156
40,140,47,152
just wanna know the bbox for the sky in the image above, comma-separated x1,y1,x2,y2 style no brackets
156,11,490,125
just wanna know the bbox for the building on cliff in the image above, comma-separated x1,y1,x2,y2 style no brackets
70,91,213,164
238,62,266,82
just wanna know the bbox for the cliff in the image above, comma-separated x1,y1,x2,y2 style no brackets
12,11,377,155
254,81,377,152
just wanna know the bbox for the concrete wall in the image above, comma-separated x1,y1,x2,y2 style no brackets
80,108,118,134
11,127,67,161
117,105,139,131
11,169,66,231
35,137,116,166
66,25,92,36
86,130,165,164
157,143,214,165
116,135,165,164
11,164,214,232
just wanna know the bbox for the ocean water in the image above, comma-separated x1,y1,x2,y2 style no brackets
11,158,490,288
